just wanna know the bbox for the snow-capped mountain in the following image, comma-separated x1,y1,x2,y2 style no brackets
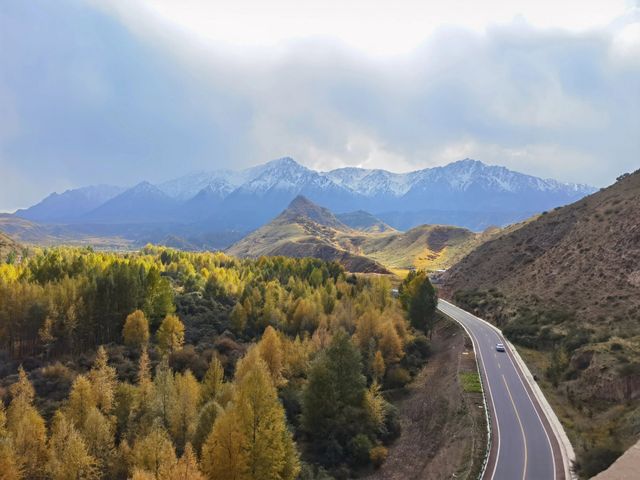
13,157,597,234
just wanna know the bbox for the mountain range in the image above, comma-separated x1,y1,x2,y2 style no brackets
9,157,595,248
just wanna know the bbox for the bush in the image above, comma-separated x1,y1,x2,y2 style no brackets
385,366,411,389
348,434,373,466
575,446,621,478
369,446,388,469
380,403,401,443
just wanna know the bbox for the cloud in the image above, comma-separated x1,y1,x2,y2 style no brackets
0,0,638,211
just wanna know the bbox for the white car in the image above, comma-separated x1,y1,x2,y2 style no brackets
495,343,506,352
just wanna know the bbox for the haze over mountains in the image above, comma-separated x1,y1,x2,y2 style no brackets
9,157,595,248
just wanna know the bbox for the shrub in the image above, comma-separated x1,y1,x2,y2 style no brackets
370,446,388,469
348,434,373,466
385,367,411,389
575,446,621,478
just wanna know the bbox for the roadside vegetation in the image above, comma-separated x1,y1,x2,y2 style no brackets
0,246,437,479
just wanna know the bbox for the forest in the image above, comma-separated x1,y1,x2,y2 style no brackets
0,246,437,480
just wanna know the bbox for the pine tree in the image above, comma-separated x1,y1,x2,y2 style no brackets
47,410,99,480
123,310,150,349
156,314,185,354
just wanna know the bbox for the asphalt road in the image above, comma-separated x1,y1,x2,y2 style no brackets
438,299,563,480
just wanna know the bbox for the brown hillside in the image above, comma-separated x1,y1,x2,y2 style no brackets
442,170,640,475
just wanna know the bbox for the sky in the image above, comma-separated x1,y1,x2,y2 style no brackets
1,0,639,211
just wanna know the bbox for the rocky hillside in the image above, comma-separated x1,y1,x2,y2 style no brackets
228,196,498,275
442,170,640,476
226,196,390,273
0,230,23,262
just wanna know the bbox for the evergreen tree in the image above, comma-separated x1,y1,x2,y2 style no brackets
201,356,224,404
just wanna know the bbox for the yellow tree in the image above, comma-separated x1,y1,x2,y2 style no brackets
364,381,387,433
89,345,117,414
82,407,116,476
201,355,224,404
169,443,205,480
123,310,150,349
230,302,247,334
233,357,300,480
257,326,284,385
131,423,177,480
6,367,47,479
153,358,176,428
47,410,99,480
0,402,22,480
379,322,404,364
67,375,98,427
168,370,201,452
201,407,246,480
156,314,185,354
372,350,386,381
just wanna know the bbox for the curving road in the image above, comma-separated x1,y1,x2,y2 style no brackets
438,299,565,480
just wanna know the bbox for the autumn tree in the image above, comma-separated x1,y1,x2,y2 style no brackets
153,358,176,428
131,423,177,480
201,407,246,480
0,402,21,480
47,410,99,480
192,401,222,455
258,326,284,385
201,356,224,404
6,367,48,479
89,345,117,414
168,370,200,453
168,443,205,480
156,314,185,354
123,310,150,349
372,350,386,381
202,357,300,480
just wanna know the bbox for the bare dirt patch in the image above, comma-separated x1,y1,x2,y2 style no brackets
367,318,487,480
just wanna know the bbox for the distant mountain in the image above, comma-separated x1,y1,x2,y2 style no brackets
15,185,124,223
442,170,640,469
11,157,596,246
336,210,395,233
227,196,388,273
83,182,180,224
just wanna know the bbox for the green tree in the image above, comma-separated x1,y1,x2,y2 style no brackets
400,271,437,334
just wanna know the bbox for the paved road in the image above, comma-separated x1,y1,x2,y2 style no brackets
438,299,563,480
